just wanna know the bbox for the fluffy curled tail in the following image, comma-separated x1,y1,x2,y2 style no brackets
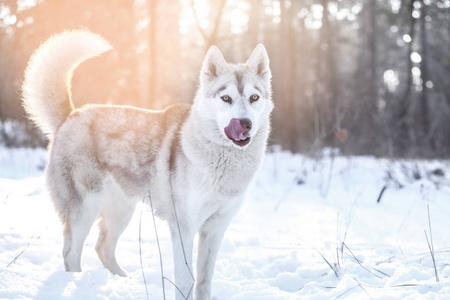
22,30,112,140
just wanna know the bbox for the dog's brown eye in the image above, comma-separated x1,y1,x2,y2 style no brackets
221,95,232,104
250,94,260,103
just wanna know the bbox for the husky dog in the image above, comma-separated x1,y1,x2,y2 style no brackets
22,30,273,300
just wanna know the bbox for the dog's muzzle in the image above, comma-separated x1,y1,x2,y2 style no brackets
224,118,252,147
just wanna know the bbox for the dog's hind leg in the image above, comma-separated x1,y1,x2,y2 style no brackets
62,195,99,272
95,197,135,277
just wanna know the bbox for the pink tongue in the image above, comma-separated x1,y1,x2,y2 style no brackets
224,118,247,141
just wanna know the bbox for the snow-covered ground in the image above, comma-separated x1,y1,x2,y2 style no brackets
1,146,450,299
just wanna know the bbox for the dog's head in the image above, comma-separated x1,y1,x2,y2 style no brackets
194,45,273,149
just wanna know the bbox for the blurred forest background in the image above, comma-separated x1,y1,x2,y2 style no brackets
0,0,449,158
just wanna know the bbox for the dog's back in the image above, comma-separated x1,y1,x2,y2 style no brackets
47,103,190,218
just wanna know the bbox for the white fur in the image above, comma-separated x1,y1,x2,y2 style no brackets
22,30,273,300
22,30,112,139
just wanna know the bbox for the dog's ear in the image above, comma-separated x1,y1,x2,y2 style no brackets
201,46,227,85
247,44,271,80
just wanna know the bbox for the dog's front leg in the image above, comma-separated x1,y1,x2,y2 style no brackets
171,226,195,300
195,214,233,300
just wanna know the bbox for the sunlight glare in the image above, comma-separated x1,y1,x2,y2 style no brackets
229,8,249,34
390,0,401,13
383,69,399,92
17,0,38,12
311,4,323,20
412,66,421,77
412,66,422,90
351,4,362,14
304,4,323,30
410,52,422,63
403,34,411,43
178,0,210,35
193,0,210,29
272,0,281,24
328,2,338,15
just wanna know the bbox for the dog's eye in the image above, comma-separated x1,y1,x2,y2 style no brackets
250,94,260,103
221,95,232,104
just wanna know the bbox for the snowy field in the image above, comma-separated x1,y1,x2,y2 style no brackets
1,146,450,299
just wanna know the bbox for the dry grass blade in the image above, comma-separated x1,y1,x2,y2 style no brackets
376,185,387,203
170,194,195,299
424,204,439,282
6,235,41,268
337,197,358,266
342,242,383,279
316,249,339,277
162,277,190,299
356,279,374,300
335,285,359,298
373,268,391,277
391,283,420,287
139,196,150,300
148,192,166,299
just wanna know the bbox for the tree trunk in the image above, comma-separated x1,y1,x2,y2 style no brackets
368,0,377,113
190,0,227,51
314,0,337,148
396,0,416,156
323,0,339,143
149,0,158,108
358,0,378,153
419,0,431,150
279,0,297,150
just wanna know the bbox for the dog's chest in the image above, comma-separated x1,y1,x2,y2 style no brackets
199,149,257,196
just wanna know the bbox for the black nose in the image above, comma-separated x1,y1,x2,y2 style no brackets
240,118,252,131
